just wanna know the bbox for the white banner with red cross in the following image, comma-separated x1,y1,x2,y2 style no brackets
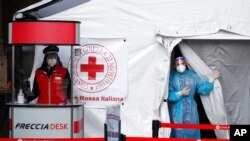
72,38,127,107
30,38,127,107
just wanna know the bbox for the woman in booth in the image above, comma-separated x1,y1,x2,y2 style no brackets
32,46,71,104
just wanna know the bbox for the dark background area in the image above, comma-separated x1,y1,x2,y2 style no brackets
0,0,40,137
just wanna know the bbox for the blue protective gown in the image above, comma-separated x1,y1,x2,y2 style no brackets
168,70,213,138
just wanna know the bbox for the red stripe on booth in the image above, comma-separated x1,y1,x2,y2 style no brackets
9,119,12,130
160,123,230,130
9,21,80,45
74,118,83,133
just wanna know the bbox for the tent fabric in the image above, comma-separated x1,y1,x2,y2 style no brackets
155,0,250,37
156,37,181,137
20,0,250,38
178,42,228,138
182,40,250,125
21,0,250,138
158,101,171,137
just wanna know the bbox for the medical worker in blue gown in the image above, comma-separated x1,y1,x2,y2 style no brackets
168,56,220,138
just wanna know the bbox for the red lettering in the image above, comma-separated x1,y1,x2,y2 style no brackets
50,123,68,130
50,124,55,129
63,123,68,129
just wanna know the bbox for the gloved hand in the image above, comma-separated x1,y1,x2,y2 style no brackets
210,70,221,82
180,87,191,96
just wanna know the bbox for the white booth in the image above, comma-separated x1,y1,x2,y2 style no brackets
8,21,83,138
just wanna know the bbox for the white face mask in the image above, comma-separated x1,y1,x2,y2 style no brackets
47,59,57,67
176,64,186,73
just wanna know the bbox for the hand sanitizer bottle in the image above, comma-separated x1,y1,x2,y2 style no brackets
17,89,25,104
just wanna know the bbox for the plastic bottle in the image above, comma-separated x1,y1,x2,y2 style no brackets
17,89,25,104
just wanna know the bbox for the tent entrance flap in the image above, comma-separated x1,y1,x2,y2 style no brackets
178,41,228,139
181,40,250,126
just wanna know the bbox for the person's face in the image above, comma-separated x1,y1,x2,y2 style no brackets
46,53,57,60
46,53,57,67
175,59,187,73
175,60,186,68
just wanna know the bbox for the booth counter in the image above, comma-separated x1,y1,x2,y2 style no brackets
8,103,83,138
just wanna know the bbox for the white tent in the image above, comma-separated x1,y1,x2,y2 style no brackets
17,0,250,139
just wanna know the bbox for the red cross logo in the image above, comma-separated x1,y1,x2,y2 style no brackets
80,56,104,80
71,44,117,92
